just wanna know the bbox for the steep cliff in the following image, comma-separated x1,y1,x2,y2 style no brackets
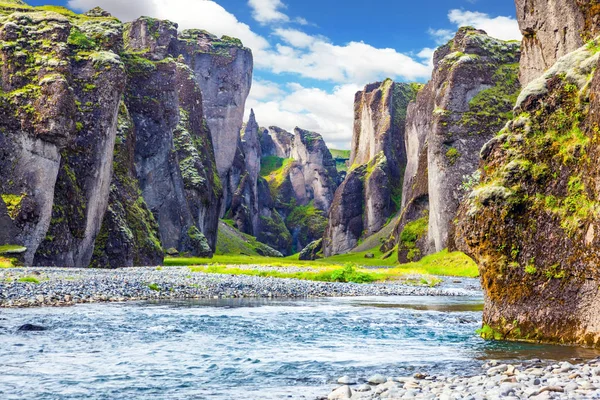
124,17,221,257
515,0,600,85
0,5,130,267
178,29,253,209
226,110,261,236
426,28,521,253
0,3,242,267
261,126,294,158
257,126,337,254
456,39,600,346
323,80,420,256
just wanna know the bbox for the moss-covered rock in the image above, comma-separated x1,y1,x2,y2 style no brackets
455,38,600,346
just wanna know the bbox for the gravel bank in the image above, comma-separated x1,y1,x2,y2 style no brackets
0,266,480,308
323,359,600,399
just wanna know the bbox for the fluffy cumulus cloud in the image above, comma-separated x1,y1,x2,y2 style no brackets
247,82,360,149
447,9,521,41
248,0,289,24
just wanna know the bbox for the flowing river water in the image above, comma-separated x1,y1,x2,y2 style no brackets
1,295,600,399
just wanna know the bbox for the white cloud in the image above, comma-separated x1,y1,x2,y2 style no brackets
273,28,317,48
258,39,431,83
246,82,360,150
428,28,454,44
248,0,289,24
448,9,521,41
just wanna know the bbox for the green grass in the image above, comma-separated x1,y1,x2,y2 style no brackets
18,276,40,284
147,283,161,291
330,149,351,159
0,245,27,255
0,257,13,268
216,221,281,256
190,264,378,284
260,156,287,177
166,248,478,278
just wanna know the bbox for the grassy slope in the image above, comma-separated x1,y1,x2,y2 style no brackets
216,221,280,256
330,149,350,172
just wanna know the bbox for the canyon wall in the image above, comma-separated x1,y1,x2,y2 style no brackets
323,80,420,256
455,1,600,345
515,0,600,85
0,3,251,267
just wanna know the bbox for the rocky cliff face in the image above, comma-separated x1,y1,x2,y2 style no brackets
261,126,294,158
254,126,337,254
0,3,245,267
178,29,253,209
226,110,262,236
515,0,600,85
323,80,420,256
426,28,521,253
456,39,600,345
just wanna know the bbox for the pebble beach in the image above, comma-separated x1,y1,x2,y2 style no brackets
0,266,480,308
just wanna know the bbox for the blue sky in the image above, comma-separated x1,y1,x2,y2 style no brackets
32,0,521,149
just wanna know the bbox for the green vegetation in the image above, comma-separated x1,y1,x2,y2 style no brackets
216,221,281,257
0,258,13,268
147,283,161,291
67,27,96,49
460,63,520,131
477,324,504,340
190,264,380,284
166,248,478,278
0,245,27,254
586,38,600,54
18,276,40,284
445,147,460,165
399,216,428,261
260,156,287,176
285,202,327,251
1,194,25,220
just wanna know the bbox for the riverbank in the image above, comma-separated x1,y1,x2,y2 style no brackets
0,266,480,308
323,358,600,399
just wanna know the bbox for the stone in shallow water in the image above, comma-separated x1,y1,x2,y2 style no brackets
18,324,47,332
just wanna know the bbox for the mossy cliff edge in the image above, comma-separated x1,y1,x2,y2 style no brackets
455,0,600,345
0,3,252,267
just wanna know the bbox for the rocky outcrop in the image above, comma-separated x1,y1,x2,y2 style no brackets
261,126,294,158
178,29,253,209
299,239,323,261
227,110,261,236
323,80,420,256
124,17,221,257
255,126,337,254
0,7,127,267
290,128,339,212
455,39,600,345
426,28,521,253
515,0,600,85
90,103,163,268
0,4,244,267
